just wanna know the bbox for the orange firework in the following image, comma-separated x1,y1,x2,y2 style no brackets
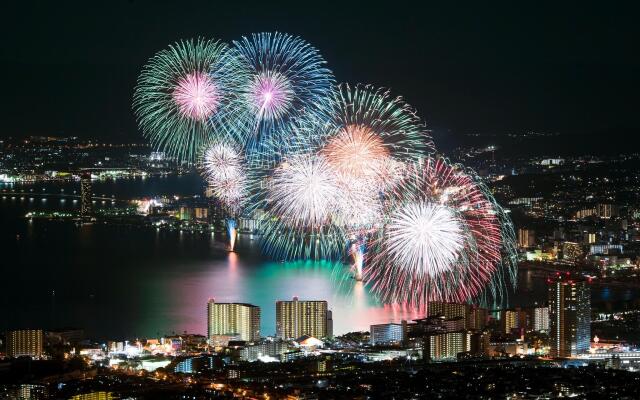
321,124,390,182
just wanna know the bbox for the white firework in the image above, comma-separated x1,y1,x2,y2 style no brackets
266,154,340,228
201,142,248,213
202,143,243,182
384,201,467,277
334,176,382,229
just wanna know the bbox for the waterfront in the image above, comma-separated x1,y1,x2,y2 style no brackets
2,175,639,340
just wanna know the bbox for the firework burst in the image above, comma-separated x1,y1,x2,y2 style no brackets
233,32,335,162
320,84,434,229
266,154,340,228
252,153,348,260
327,84,434,164
365,157,516,305
200,141,248,215
133,38,248,162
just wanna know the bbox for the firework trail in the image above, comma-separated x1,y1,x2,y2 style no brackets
226,218,238,252
133,38,248,162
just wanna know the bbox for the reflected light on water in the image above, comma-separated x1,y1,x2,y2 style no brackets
168,253,428,336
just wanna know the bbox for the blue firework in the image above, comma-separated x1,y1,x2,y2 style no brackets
232,32,335,166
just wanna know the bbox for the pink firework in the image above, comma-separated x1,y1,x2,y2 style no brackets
366,158,504,305
172,71,220,120
250,72,293,122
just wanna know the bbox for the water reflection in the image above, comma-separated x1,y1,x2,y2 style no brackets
160,253,433,337
3,177,640,339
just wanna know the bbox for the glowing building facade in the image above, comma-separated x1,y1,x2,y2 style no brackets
428,302,470,328
276,297,331,340
6,329,43,358
518,228,535,248
423,331,471,361
207,300,260,343
370,322,406,345
80,173,92,218
549,275,591,357
533,306,550,332
467,307,488,331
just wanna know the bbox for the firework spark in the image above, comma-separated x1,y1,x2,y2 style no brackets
249,71,294,123
384,201,466,277
227,218,238,252
328,84,434,163
202,142,243,181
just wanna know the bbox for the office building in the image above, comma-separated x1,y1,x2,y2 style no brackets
80,173,92,218
6,385,48,400
276,297,330,339
6,329,43,358
370,321,406,345
596,203,616,219
240,340,290,362
207,300,260,343
549,274,591,357
583,232,596,245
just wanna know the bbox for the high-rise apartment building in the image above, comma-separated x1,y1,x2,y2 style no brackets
518,228,535,248
207,300,260,343
423,331,471,361
532,306,550,331
549,274,591,357
467,307,488,331
6,329,43,358
276,297,330,339
502,310,520,333
428,302,470,328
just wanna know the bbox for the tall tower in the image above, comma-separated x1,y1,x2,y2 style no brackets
207,300,260,343
80,173,92,219
276,297,329,339
548,274,591,357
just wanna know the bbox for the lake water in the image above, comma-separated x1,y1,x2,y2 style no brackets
1,175,638,340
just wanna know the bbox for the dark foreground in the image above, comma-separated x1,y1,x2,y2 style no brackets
2,358,640,399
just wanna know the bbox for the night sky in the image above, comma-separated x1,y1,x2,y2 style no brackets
3,1,639,147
